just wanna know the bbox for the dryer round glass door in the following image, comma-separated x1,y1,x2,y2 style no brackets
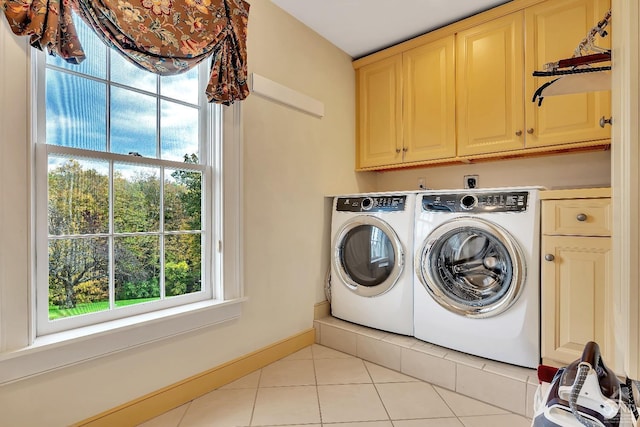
416,217,525,317
333,216,404,297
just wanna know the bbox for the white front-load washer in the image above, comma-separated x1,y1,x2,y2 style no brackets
330,192,415,335
413,187,543,368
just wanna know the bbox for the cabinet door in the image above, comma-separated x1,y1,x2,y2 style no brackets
541,235,612,366
525,0,611,148
356,55,403,169
456,12,525,156
402,35,456,162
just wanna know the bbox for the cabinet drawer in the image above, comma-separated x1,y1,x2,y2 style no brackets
542,199,611,236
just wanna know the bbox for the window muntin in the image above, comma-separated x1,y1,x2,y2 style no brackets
36,15,217,335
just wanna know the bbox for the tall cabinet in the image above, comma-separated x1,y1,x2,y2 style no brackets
540,188,612,367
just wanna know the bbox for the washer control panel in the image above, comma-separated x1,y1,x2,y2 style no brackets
421,191,528,213
337,195,407,212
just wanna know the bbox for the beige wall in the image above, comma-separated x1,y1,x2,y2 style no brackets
0,2,370,425
373,150,611,192
242,0,376,305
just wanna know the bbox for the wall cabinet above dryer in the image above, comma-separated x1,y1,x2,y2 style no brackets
355,56,402,169
455,12,525,156
354,0,611,171
457,0,611,157
356,36,456,170
524,0,611,149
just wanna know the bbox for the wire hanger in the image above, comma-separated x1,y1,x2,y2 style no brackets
532,9,611,106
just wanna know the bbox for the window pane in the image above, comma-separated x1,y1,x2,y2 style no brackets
111,52,157,93
165,234,202,297
161,68,199,105
164,168,202,231
48,237,109,320
111,87,157,157
114,164,160,233
161,100,199,161
46,70,107,150
114,236,160,305
40,33,211,331
48,156,109,236
46,14,106,79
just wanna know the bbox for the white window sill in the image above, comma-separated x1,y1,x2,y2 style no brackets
0,297,247,385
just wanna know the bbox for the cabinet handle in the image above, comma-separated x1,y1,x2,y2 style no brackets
545,254,555,262
396,148,401,154
576,213,587,222
515,130,523,136
599,116,613,128
527,128,534,134
402,147,408,152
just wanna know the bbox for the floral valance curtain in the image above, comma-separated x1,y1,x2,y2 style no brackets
1,0,250,104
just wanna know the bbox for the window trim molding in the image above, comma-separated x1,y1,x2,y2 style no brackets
221,103,244,300
0,24,245,383
0,17,31,353
0,297,246,385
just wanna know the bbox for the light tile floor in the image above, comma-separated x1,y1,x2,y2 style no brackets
139,344,531,427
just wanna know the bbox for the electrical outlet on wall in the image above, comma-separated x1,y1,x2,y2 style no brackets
464,175,479,189
417,177,426,190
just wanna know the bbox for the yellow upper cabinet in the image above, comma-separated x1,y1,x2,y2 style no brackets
402,36,456,163
356,36,456,169
356,55,403,169
456,12,525,156
354,0,612,170
457,0,610,157
525,0,611,148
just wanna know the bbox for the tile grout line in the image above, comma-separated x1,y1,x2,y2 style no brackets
312,347,324,426
174,399,192,427
365,359,394,423
247,368,263,427
432,381,464,424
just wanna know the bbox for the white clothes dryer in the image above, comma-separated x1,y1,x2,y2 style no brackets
413,187,543,368
330,192,415,335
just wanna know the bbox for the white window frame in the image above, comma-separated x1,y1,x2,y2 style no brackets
35,50,217,334
0,17,245,384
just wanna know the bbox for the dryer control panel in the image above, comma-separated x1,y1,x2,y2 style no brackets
337,195,407,212
421,191,528,213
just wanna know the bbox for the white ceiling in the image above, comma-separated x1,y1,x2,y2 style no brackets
271,0,513,58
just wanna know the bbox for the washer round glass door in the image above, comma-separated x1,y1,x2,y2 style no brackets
333,216,404,297
416,217,525,317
